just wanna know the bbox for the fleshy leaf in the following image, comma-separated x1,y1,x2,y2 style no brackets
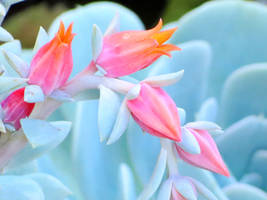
0,76,27,94
33,26,49,54
220,63,267,127
92,24,103,61
6,120,71,169
2,49,29,78
185,121,221,132
119,163,137,200
177,107,186,126
98,85,121,142
0,27,13,42
137,148,167,200
107,99,130,145
173,177,197,200
176,127,200,154
143,70,184,87
224,183,267,200
189,178,218,200
0,176,45,200
24,85,45,103
157,179,172,200
105,14,120,36
196,98,218,122
25,173,71,200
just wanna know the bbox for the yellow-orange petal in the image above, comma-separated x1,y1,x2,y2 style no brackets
158,44,181,52
58,21,65,40
151,27,177,45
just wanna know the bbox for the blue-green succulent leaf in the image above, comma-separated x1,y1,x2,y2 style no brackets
220,63,267,127
157,179,172,200
72,100,129,200
7,120,71,169
0,76,27,94
25,173,72,200
0,27,13,42
178,107,186,126
223,183,267,200
107,99,130,145
217,116,267,179
177,127,200,154
2,49,29,78
98,85,121,142
196,98,218,122
24,85,45,103
33,26,49,54
0,176,45,200
119,163,137,200
91,24,103,61
240,173,263,189
170,0,267,98
137,148,167,200
189,178,218,200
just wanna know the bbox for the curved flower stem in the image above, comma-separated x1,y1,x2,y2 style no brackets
160,139,179,176
0,66,135,170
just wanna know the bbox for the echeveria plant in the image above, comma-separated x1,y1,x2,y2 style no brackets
0,0,266,200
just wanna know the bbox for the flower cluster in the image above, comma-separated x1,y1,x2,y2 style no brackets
0,17,229,199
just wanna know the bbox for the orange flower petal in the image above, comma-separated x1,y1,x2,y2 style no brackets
151,27,177,45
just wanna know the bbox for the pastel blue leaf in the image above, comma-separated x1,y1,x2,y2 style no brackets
217,116,267,179
247,150,267,189
119,163,137,200
157,180,172,200
0,76,27,94
220,63,267,127
7,120,71,169
21,119,71,148
25,173,71,200
33,26,49,54
91,24,103,61
170,0,267,98
72,100,129,200
0,176,45,200
98,85,121,142
24,85,45,103
177,127,200,154
49,1,144,78
4,161,38,175
143,70,184,87
177,107,186,126
223,183,267,200
148,40,211,121
137,148,167,200
104,14,120,36
196,98,218,122
126,117,161,185
240,173,263,189
2,49,29,78
107,99,130,145
0,27,13,42
0,40,22,76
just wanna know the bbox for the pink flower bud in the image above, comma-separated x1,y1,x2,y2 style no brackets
95,19,180,77
28,22,75,95
127,83,181,141
1,88,35,130
175,128,230,176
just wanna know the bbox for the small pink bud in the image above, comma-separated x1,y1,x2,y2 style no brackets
28,21,75,95
95,19,180,77
127,83,181,141
1,88,35,130
175,128,230,177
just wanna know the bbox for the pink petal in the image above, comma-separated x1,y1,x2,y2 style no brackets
175,128,230,176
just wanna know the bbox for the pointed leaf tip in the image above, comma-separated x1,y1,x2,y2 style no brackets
24,85,45,103
92,24,103,61
107,99,130,145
